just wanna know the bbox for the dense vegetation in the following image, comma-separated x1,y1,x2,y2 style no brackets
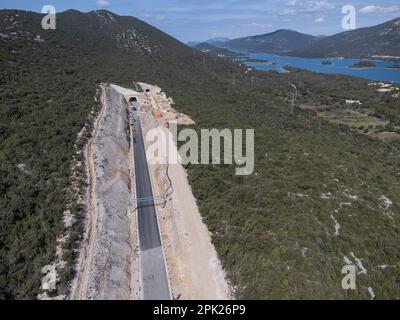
1,9,399,299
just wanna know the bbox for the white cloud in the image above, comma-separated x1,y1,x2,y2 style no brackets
315,17,325,23
286,0,298,6
303,0,334,13
280,0,334,16
279,8,297,16
96,0,110,7
241,22,274,27
360,5,400,15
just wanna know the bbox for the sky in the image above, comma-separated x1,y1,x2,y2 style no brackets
1,0,400,42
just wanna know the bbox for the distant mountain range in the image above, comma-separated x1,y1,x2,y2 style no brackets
205,37,230,46
193,42,241,57
294,17,400,59
204,17,400,59
187,37,230,48
222,29,318,52
187,41,201,47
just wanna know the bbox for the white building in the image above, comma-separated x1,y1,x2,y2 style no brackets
345,99,362,105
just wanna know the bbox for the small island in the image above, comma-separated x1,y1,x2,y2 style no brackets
349,60,376,69
322,60,332,65
386,64,400,70
243,58,269,64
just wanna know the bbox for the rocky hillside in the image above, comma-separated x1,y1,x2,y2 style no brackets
0,9,195,58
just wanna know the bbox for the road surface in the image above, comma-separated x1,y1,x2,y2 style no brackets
131,101,171,300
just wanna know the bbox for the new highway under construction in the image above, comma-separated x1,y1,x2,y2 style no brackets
70,83,231,300
130,99,171,300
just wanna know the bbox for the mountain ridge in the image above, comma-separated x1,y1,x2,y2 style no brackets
293,17,400,59
214,17,400,59
222,29,318,52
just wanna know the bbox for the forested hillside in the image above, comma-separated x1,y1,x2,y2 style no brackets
1,9,399,299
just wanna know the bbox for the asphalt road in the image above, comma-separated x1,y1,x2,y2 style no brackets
131,102,171,300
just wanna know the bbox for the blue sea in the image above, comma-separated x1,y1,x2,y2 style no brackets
235,50,400,84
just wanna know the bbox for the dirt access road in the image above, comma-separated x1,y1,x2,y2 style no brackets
70,84,132,299
69,85,107,299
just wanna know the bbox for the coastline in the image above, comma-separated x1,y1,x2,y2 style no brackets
230,49,400,83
